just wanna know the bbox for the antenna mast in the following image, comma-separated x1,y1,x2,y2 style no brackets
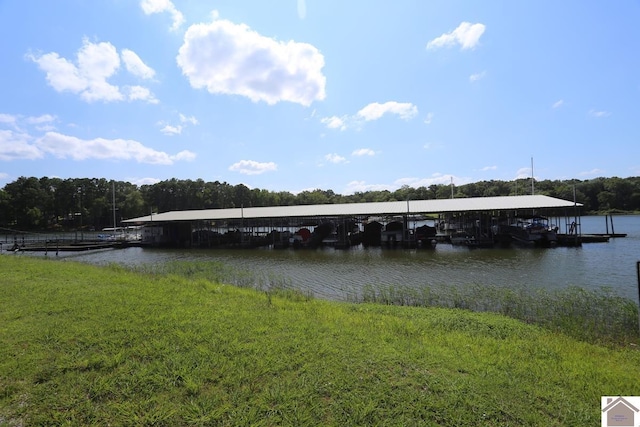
112,181,116,230
450,177,454,199
531,157,535,195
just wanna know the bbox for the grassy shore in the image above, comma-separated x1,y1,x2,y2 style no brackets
1,256,640,426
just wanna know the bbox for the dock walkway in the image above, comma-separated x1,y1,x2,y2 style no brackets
2,240,143,252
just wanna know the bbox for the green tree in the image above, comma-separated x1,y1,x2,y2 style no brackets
3,177,45,229
0,188,14,227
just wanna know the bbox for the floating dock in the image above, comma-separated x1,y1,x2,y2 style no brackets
3,240,145,253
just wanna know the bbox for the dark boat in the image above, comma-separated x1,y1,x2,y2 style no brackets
503,216,558,247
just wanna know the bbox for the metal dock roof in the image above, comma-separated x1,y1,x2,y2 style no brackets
123,195,581,223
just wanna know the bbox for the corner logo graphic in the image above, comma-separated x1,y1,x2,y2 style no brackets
602,396,640,427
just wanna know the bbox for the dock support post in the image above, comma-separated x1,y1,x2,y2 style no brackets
610,214,615,235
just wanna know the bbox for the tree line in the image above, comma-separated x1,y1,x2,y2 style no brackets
1,175,639,231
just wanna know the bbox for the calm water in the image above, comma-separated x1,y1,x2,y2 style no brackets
12,215,640,302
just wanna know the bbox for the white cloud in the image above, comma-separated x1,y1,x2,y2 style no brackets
352,148,375,157
343,180,394,194
324,153,348,164
35,132,195,164
427,22,486,50
129,177,162,186
342,174,471,195
126,85,159,103
579,168,605,176
320,116,347,131
297,0,306,20
0,114,57,133
0,130,43,161
28,40,122,102
67,39,121,101
322,102,417,131
424,112,434,124
0,114,185,164
179,114,198,125
25,114,56,125
588,109,611,118
176,14,326,106
515,167,533,180
423,141,446,151
0,114,18,125
28,53,88,94
121,49,155,79
228,159,277,175
158,113,198,135
469,71,486,82
394,173,469,188
552,99,564,109
160,125,182,135
357,101,418,121
173,151,197,161
28,40,157,103
140,0,184,31
0,114,57,132
480,165,497,171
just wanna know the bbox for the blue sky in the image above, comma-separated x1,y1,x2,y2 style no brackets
1,1,639,194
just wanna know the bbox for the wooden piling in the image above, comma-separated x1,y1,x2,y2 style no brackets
609,213,616,235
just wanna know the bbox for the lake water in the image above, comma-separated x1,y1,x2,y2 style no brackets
10,215,640,303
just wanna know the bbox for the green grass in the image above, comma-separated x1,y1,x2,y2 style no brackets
1,256,640,426
359,282,640,345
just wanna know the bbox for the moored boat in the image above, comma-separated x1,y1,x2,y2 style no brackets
504,216,557,247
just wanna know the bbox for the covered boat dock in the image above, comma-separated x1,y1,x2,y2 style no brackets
123,195,583,249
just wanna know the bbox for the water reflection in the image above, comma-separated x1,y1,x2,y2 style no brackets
14,215,640,302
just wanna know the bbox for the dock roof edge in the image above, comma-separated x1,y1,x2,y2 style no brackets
123,195,582,224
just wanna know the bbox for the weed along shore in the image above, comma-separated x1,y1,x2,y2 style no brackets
1,256,640,426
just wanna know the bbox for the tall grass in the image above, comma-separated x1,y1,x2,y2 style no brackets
121,260,311,301
359,283,639,344
122,260,639,345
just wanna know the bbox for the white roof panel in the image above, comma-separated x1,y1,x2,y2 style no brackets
124,195,580,224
